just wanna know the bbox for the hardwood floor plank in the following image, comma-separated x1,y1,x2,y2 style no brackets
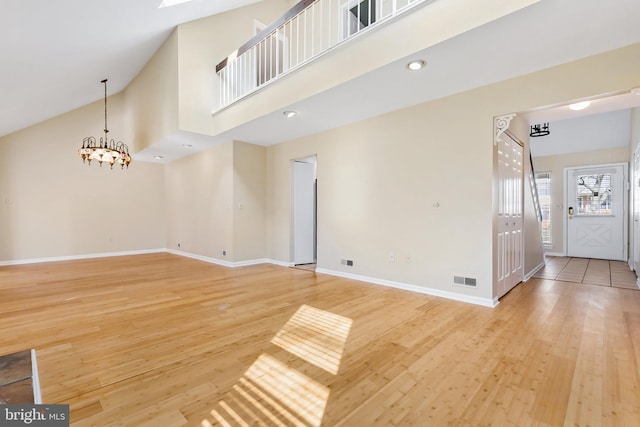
1,253,639,426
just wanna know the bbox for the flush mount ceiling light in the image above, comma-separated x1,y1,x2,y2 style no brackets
569,101,591,111
154,156,164,160
182,144,193,148
407,60,426,71
78,79,132,169
283,111,297,118
159,0,194,8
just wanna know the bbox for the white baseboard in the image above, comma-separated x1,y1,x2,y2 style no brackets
31,349,42,404
315,268,498,308
1,251,498,306
267,259,295,267
523,261,546,282
165,249,274,268
544,251,564,257
0,248,166,267
0,248,293,269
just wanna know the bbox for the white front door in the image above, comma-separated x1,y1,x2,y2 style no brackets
496,133,524,297
566,163,627,261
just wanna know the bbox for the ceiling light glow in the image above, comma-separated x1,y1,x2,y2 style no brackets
154,155,164,160
159,0,194,8
283,111,297,118
407,60,425,71
569,101,591,111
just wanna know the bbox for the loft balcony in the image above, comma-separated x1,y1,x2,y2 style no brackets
215,0,432,111
208,0,539,140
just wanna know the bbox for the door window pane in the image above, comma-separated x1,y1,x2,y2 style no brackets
575,173,612,215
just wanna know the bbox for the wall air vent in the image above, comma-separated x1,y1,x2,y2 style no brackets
454,276,477,287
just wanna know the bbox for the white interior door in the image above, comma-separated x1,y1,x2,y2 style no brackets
566,163,627,261
496,133,524,297
293,160,316,265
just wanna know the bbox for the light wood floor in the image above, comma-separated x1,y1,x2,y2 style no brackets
1,253,639,426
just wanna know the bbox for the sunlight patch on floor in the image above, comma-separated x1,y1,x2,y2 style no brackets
201,305,352,426
271,304,353,375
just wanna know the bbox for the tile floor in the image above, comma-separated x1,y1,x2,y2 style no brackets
534,257,640,290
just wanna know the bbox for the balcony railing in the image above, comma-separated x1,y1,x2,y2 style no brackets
215,0,431,110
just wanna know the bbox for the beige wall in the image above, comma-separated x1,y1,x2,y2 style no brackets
177,0,292,135
266,43,640,302
532,147,630,255
0,93,166,262
163,140,266,263
124,29,179,153
233,141,267,261
3,16,640,305
164,141,234,260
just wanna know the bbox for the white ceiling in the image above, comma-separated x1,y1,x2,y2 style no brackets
2,0,640,163
529,110,632,158
0,0,262,137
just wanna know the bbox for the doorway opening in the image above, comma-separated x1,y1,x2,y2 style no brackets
292,156,317,270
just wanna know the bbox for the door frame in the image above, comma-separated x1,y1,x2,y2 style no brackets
563,162,628,260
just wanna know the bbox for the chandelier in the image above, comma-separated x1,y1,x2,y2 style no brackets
78,79,132,169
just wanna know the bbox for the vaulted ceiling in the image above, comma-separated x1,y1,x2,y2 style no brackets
2,0,640,160
0,0,262,137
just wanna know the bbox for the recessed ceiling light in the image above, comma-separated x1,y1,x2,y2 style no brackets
182,144,192,148
283,111,297,118
407,60,426,71
154,155,164,160
159,0,193,8
631,87,640,96
569,101,591,111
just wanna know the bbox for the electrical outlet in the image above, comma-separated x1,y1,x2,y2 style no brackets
222,250,227,256
389,252,395,262
177,243,181,248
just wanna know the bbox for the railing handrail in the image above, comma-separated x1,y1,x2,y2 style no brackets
529,152,543,223
216,0,317,73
